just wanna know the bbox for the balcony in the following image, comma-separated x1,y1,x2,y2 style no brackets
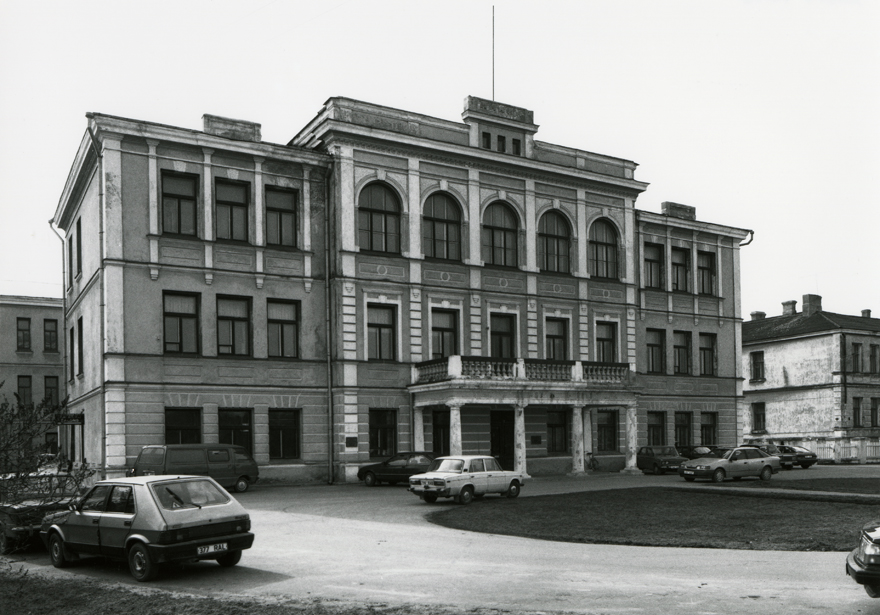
412,356,630,386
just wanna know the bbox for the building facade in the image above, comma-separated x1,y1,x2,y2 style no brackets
743,294,880,462
0,295,65,453
53,97,751,483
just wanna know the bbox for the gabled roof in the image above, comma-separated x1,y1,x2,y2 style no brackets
743,311,880,343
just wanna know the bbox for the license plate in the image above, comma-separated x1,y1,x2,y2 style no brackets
198,543,227,555
683,470,694,475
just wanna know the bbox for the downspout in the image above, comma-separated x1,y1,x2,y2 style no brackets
325,157,335,484
87,125,107,480
841,332,848,428
48,220,68,457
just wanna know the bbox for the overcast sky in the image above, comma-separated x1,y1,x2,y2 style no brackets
1,0,877,319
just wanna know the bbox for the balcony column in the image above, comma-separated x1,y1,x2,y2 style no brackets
621,402,641,474
570,406,585,474
413,406,425,451
514,404,527,474
449,404,462,455
582,407,593,458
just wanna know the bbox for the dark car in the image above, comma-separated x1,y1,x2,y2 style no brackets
741,443,795,470
636,446,687,475
847,518,880,597
677,445,720,460
41,475,254,581
0,470,81,554
357,452,436,486
778,445,818,469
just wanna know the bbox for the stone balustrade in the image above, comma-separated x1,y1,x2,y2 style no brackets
412,355,630,385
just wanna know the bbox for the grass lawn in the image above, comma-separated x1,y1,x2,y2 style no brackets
732,476,880,494
427,483,877,551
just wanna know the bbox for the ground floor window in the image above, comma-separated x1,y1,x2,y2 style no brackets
675,412,692,448
596,410,618,452
269,409,301,460
701,413,717,445
432,409,450,456
369,409,397,458
165,408,201,444
219,408,253,455
647,411,666,445
546,410,569,453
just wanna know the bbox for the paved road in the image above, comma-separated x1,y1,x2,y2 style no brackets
8,465,880,614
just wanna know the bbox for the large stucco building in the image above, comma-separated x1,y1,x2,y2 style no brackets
52,96,751,483
743,294,880,461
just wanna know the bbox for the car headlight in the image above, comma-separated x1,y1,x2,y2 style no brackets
859,537,880,565
696,465,710,470
432,479,445,487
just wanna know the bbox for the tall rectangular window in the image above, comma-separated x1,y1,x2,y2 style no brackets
215,180,249,242
268,300,299,358
164,293,199,354
496,135,506,153
76,218,82,277
854,398,863,427
545,318,568,361
44,319,58,352
673,331,691,375
369,409,397,458
217,297,251,356
367,304,396,361
269,409,301,459
481,132,491,149
69,326,75,381
165,408,201,444
16,318,31,351
750,351,765,381
162,172,198,236
647,411,666,445
853,343,863,373
44,376,59,407
872,398,879,428
77,317,83,375
699,333,717,376
871,345,880,374
701,413,717,445
490,313,516,359
752,402,766,432
671,247,689,292
546,410,569,453
697,251,716,296
67,235,74,286
644,243,664,290
266,187,297,247
431,309,458,359
17,375,32,406
597,410,618,452
512,138,521,156
675,412,692,447
646,329,665,374
219,408,252,455
595,322,616,363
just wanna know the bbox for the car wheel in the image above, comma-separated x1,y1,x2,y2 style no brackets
233,477,250,493
458,486,474,505
128,542,159,582
363,472,378,487
783,464,793,471
49,533,71,568
760,466,772,481
711,468,725,483
865,584,880,598
217,549,242,568
506,481,521,498
800,463,812,469
684,476,696,482
422,494,438,503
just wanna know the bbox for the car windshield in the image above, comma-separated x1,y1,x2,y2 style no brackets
717,448,735,460
791,446,811,453
427,459,464,473
655,447,679,456
151,479,230,510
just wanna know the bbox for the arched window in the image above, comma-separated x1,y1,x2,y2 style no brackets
358,183,401,253
538,211,571,273
422,193,461,261
589,219,618,279
481,202,518,267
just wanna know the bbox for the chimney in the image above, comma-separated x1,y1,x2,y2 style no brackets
782,301,797,316
863,309,873,318
661,201,696,221
202,114,261,142
802,294,823,316
751,311,766,321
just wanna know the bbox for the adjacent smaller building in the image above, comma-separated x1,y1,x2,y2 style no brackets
742,294,880,462
0,295,65,454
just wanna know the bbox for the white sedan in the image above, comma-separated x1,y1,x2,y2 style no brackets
408,455,526,504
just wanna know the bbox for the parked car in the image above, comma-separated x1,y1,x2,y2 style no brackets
677,445,720,460
636,446,687,474
741,443,795,470
408,455,526,504
678,446,781,483
778,445,818,469
357,452,437,486
0,470,79,554
129,444,259,493
40,475,254,582
847,518,880,597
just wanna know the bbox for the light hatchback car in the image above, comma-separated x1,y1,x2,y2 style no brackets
408,455,526,504
678,446,780,483
40,475,254,581
847,518,880,598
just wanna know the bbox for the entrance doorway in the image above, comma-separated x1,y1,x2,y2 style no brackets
432,409,450,456
490,410,515,470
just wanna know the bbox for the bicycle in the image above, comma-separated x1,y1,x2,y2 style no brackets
585,451,599,471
